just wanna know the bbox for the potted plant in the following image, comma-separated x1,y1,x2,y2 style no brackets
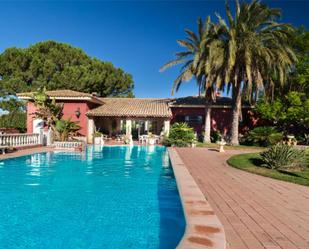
286,135,297,146
123,134,133,145
217,137,226,152
93,131,104,145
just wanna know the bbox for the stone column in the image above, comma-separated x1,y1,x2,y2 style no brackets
126,119,132,136
145,120,149,133
204,106,211,143
163,120,170,136
87,117,95,144
116,119,121,134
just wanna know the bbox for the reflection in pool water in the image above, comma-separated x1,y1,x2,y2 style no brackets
0,146,185,249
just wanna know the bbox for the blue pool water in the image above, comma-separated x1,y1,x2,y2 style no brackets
0,146,185,249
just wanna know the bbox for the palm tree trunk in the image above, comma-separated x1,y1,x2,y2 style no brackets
230,83,242,145
203,103,211,143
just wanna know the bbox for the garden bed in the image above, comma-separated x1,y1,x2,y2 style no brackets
227,152,309,186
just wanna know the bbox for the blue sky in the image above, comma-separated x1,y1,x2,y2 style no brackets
0,0,308,98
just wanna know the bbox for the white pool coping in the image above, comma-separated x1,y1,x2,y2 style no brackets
168,148,226,249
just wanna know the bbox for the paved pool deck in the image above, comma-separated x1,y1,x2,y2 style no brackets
175,147,309,249
0,146,55,160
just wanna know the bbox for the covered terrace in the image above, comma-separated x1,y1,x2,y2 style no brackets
86,98,172,143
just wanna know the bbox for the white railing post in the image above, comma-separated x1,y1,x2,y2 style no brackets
38,129,44,145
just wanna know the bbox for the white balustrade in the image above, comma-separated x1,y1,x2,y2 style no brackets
0,133,41,148
53,141,85,150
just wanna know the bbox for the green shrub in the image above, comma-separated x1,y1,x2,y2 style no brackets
161,136,172,147
93,131,103,137
211,130,222,143
260,144,305,169
55,118,80,141
0,112,26,132
168,122,195,147
171,139,190,147
245,126,283,147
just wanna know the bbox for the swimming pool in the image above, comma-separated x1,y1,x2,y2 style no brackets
0,146,185,249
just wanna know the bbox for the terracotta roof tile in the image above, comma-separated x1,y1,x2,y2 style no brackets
87,98,172,118
169,96,233,106
169,96,252,107
17,90,95,98
17,90,102,104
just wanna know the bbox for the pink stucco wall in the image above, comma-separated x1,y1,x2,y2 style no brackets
26,102,36,134
61,101,91,136
26,100,96,136
26,99,257,138
171,107,256,135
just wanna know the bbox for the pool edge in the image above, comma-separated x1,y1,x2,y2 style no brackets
0,146,55,160
168,148,226,249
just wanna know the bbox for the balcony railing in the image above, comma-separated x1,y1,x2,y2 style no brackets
0,133,41,147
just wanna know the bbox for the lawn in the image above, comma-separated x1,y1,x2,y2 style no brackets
196,142,264,151
227,152,309,186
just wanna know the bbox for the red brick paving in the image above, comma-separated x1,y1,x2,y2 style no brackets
175,148,309,249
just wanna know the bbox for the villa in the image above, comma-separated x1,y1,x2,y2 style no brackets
17,90,256,143
0,0,307,247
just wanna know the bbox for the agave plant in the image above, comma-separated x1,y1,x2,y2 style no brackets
260,144,305,169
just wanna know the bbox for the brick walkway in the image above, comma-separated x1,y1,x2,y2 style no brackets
175,148,309,249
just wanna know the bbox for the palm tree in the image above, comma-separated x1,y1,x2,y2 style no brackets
215,0,296,145
55,118,80,141
161,17,220,142
32,87,63,131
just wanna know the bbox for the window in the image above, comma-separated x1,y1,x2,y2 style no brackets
184,115,203,125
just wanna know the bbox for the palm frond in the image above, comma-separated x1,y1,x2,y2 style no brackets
160,58,187,72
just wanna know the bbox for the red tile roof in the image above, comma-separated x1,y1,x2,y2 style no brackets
17,90,251,118
87,98,172,118
17,90,102,104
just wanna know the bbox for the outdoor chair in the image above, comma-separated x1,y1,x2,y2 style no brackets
139,135,147,144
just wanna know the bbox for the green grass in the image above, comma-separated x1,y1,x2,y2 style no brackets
227,152,309,186
196,142,264,151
